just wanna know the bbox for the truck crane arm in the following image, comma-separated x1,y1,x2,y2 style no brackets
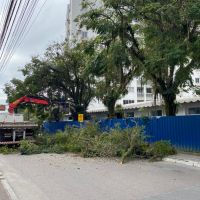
8,96,49,113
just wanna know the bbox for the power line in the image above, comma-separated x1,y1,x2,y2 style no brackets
0,0,34,71
1,0,48,72
0,0,47,72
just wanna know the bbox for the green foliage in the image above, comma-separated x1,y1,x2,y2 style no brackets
35,134,56,147
94,130,128,157
147,141,177,161
121,127,148,163
20,140,41,155
91,39,134,117
72,124,98,157
78,0,200,116
19,124,176,163
0,146,18,155
4,41,95,120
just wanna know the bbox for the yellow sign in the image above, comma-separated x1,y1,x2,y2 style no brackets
78,114,84,122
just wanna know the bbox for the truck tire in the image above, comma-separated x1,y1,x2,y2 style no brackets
0,133,4,142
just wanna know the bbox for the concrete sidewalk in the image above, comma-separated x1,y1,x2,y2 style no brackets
164,153,200,168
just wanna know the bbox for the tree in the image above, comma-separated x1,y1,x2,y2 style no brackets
139,1,200,115
4,41,95,120
78,0,200,116
44,41,95,117
91,40,133,117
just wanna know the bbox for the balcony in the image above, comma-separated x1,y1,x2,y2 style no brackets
146,93,153,101
137,93,144,101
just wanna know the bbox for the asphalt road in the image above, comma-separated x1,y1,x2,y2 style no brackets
0,181,10,200
0,154,200,200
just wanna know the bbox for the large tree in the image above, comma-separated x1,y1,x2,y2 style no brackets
43,41,95,117
91,39,134,117
5,41,95,119
78,0,200,116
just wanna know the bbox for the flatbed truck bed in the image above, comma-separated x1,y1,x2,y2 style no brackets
0,122,38,144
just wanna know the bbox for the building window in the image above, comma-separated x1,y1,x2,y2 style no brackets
123,100,134,105
195,78,200,84
123,100,129,105
137,87,144,94
188,107,200,115
146,88,152,94
81,31,88,39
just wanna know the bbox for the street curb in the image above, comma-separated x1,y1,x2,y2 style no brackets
0,172,18,200
164,157,200,168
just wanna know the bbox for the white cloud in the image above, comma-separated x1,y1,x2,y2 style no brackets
0,0,69,104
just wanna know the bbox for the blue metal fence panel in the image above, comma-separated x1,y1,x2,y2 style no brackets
146,115,200,151
42,121,85,134
42,115,200,151
98,117,149,131
99,118,135,131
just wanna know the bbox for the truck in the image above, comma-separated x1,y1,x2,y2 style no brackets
0,113,38,144
0,96,49,144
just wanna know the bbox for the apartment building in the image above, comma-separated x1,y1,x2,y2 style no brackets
66,0,200,117
66,0,97,42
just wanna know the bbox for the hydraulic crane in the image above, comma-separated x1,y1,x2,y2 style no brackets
8,96,49,113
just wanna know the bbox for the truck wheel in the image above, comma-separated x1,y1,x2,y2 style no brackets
0,134,4,142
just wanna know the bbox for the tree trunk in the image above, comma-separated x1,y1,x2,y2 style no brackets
107,99,116,118
163,95,177,116
108,105,115,118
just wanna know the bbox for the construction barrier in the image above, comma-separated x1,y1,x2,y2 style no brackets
42,121,85,134
43,115,200,151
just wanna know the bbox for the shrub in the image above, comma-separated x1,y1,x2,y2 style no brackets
19,123,176,163
121,126,148,163
35,128,81,154
50,144,65,154
0,146,18,155
54,132,70,145
94,130,127,157
148,141,177,161
78,123,100,157
20,140,41,155
35,134,55,147
64,133,81,153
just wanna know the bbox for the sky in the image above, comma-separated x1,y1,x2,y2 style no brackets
0,0,69,104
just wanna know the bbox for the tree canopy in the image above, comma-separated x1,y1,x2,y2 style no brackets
5,0,200,119
4,41,95,120
78,0,200,115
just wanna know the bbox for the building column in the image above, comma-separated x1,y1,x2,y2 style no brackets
134,79,138,102
13,130,16,142
144,85,147,102
23,130,26,140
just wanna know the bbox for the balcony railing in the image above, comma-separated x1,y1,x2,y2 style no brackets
146,93,153,100
137,93,144,101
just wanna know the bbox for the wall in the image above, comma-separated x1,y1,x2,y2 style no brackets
88,101,200,119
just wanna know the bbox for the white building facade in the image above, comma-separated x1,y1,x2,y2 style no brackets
66,0,200,117
66,0,97,42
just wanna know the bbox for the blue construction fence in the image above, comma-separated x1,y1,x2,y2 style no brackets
42,115,200,152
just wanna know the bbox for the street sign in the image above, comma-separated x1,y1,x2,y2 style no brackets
78,114,84,122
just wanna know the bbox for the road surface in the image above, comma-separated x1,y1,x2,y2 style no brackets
0,154,200,200
0,181,10,200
